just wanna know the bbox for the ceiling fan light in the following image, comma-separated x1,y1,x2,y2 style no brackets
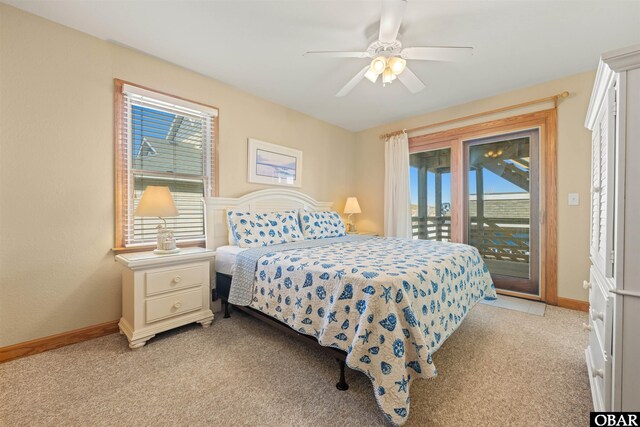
370,56,387,74
382,67,394,85
388,56,406,75
364,68,379,83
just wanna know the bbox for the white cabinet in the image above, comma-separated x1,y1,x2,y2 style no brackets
585,44,640,412
115,247,215,349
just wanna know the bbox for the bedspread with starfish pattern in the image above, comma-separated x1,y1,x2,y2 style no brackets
233,236,496,425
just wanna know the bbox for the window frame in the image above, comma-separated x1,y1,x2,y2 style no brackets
113,79,219,253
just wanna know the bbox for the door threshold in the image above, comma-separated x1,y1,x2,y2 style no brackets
496,289,542,301
481,294,546,316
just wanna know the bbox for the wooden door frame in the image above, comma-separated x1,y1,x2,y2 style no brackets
409,108,558,305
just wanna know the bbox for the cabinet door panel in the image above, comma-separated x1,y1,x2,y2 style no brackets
591,85,616,278
590,122,601,261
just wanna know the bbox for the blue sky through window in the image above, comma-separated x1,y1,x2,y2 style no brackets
131,105,175,156
410,166,526,205
468,169,526,195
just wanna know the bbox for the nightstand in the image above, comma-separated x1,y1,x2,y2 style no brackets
115,247,215,349
347,231,379,236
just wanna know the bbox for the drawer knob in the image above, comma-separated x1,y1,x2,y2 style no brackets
592,368,605,379
173,301,182,309
173,276,182,284
590,309,604,322
583,280,591,290
582,323,592,332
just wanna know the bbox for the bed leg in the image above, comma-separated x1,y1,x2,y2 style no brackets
223,300,231,319
336,358,349,391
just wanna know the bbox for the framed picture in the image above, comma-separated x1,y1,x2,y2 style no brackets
248,138,302,187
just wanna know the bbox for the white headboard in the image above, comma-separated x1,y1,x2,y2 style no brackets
204,189,334,251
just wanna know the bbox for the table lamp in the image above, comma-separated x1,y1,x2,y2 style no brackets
135,186,180,254
344,197,361,232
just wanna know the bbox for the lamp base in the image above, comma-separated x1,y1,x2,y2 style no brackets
153,248,181,255
155,222,178,254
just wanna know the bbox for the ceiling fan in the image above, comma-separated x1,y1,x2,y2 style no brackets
305,0,473,97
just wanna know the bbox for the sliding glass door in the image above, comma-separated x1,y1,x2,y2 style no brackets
410,130,541,296
409,148,452,241
464,130,539,295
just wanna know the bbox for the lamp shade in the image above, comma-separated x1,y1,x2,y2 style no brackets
364,68,380,83
344,197,362,214
135,186,179,218
370,56,387,74
388,57,406,75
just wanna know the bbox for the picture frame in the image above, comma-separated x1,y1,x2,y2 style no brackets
248,138,302,187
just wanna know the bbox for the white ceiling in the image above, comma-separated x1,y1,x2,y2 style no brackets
5,0,640,131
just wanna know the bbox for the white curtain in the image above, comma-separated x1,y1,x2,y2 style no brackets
384,132,412,238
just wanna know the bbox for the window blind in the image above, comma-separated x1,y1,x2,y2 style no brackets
116,82,218,248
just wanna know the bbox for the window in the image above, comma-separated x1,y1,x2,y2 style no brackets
409,148,452,241
114,80,218,250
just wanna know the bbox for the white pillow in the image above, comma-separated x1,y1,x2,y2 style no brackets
298,210,346,239
226,210,304,248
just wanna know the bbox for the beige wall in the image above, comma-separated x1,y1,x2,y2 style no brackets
0,3,595,347
354,70,596,303
0,4,356,347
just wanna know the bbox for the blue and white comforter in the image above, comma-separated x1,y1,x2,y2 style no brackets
231,236,496,425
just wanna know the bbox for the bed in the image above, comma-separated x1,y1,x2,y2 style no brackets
204,189,496,425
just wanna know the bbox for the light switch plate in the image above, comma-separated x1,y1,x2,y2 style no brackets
568,193,579,206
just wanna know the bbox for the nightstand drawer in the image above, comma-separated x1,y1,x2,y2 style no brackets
146,288,203,323
146,265,204,296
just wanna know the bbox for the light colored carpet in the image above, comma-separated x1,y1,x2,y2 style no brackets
0,304,591,426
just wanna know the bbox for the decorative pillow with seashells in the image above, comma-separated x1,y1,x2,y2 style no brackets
227,210,304,248
298,210,346,239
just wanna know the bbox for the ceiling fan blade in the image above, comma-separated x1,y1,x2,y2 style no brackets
379,0,408,43
401,46,474,62
398,67,425,94
304,51,370,58
336,66,370,97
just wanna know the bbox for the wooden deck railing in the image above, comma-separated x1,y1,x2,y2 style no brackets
412,216,529,264
469,217,530,263
412,216,451,241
